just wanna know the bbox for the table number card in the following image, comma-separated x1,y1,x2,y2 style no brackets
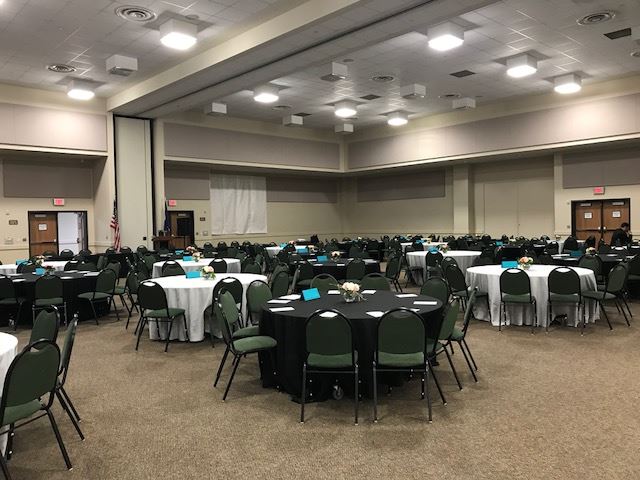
302,288,321,301
317,255,328,261
501,260,518,268
185,271,200,279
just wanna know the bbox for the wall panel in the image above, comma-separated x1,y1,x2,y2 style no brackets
2,160,93,198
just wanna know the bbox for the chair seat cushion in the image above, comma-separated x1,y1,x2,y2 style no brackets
0,297,24,305
502,294,532,304
232,335,277,354
307,352,353,368
145,307,185,318
378,351,424,368
549,293,580,303
296,279,312,287
232,325,259,339
2,400,42,426
583,291,616,301
77,292,110,301
113,286,126,295
34,297,63,306
628,274,640,281
451,327,464,341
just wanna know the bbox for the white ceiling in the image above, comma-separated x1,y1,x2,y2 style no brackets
0,0,285,95
216,0,640,129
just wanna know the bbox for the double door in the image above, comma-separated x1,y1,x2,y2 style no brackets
572,199,630,244
28,211,88,256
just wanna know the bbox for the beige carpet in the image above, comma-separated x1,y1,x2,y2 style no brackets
4,296,640,480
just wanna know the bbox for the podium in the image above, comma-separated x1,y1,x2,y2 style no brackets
152,235,188,251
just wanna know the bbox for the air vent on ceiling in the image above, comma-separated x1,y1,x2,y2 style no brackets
294,112,312,117
360,94,381,101
438,93,461,99
604,28,631,39
450,69,476,78
577,11,615,26
371,75,394,83
115,5,157,23
272,105,291,111
47,64,76,73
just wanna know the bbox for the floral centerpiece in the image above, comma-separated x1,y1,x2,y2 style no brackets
43,265,55,275
438,244,449,254
330,251,341,262
200,265,216,280
518,256,534,270
34,255,45,267
585,247,597,255
185,246,200,261
339,282,363,303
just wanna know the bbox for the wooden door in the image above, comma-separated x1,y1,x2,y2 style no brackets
573,201,603,241
29,212,58,256
602,199,630,244
169,211,194,246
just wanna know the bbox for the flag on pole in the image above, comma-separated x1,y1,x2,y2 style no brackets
163,199,171,234
110,200,121,252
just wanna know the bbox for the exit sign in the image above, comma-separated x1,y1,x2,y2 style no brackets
53,198,65,206
168,199,177,207
593,186,605,195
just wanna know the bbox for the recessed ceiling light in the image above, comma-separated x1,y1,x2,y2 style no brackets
67,79,95,100
428,22,464,51
387,111,408,126
47,64,76,73
370,75,394,83
554,74,582,94
253,84,279,103
115,5,157,23
577,11,615,26
334,100,357,118
506,54,537,78
160,19,197,50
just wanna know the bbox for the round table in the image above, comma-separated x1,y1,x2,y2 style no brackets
552,253,632,275
0,333,17,453
259,290,443,399
0,261,68,276
151,258,240,278
292,258,380,280
465,265,598,328
147,273,267,342
401,241,448,252
406,250,481,282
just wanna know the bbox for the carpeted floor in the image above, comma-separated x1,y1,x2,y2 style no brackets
4,293,640,480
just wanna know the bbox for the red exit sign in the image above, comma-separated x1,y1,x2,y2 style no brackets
52,198,65,206
168,199,177,207
593,186,605,195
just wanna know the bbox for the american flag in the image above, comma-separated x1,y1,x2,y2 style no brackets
110,200,120,252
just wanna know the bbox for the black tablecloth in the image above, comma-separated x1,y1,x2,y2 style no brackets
289,259,380,280
259,291,443,401
552,254,632,275
2,271,107,326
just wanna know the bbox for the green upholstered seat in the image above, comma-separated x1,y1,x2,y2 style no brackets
582,291,616,301
307,352,353,368
77,292,110,301
231,335,277,354
232,325,259,339
145,307,185,318
2,400,42,426
502,294,532,303
34,297,63,306
549,293,580,303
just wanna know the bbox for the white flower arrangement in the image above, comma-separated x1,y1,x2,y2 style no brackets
200,265,215,279
585,247,597,255
438,244,449,253
340,281,363,302
518,256,534,269
330,251,341,260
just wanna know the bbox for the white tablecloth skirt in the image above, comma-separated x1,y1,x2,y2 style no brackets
465,265,599,328
0,261,68,275
151,258,240,278
0,333,18,453
406,250,481,284
147,273,267,342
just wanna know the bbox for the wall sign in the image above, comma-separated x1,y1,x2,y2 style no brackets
612,211,621,218
593,186,605,195
611,201,625,206
38,223,47,231
199,217,206,222
584,212,593,219
8,220,17,225
168,199,177,207
53,198,65,206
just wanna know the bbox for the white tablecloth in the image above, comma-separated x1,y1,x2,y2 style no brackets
0,261,68,275
401,241,448,252
465,265,598,328
407,250,481,280
151,258,240,278
0,333,18,453
147,273,267,342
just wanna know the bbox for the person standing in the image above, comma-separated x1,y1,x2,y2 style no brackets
610,222,631,246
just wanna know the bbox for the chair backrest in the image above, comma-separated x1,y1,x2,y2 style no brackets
376,308,425,358
420,277,450,305
0,340,60,425
0,276,16,301
137,245,148,254
270,271,290,297
564,236,579,251
384,256,400,280
348,245,362,258
538,253,554,265
161,261,185,277
499,268,532,298
242,261,262,274
30,306,60,346
426,251,443,267
310,274,337,293
126,271,140,295
212,277,243,305
218,290,241,330
78,261,97,272
441,257,459,272
210,259,228,273
34,275,63,299
444,265,467,294
438,300,461,341
247,280,272,317
59,249,74,258
95,268,117,294
578,255,602,277
17,262,37,274
548,267,581,296
473,256,494,267
58,315,79,387
137,281,169,315
64,260,79,271
97,255,109,270
605,264,627,294
305,310,353,360
106,261,121,278
360,273,390,291
296,261,314,281
226,247,238,258
345,258,366,280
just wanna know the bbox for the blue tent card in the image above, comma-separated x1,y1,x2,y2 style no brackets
186,271,200,279
501,260,518,268
302,288,321,301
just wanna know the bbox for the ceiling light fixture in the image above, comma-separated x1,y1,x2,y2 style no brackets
66,79,95,100
387,111,408,127
334,100,357,118
554,74,582,94
159,19,197,50
427,22,464,51
253,84,279,103
506,54,537,78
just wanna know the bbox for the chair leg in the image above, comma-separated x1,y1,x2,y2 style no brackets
222,354,241,401
0,454,12,480
424,365,432,423
208,308,216,348
458,341,478,382
6,424,14,460
462,338,478,371
499,302,504,332
443,347,462,390
354,365,359,426
164,317,174,352
486,296,491,322
182,314,190,342
60,386,81,422
135,316,147,350
599,302,612,330
214,345,230,387
581,301,586,336
110,297,120,322
300,363,307,423
372,362,378,422
532,300,537,335
428,360,447,405
45,408,72,470
88,300,98,326
55,391,84,441
616,299,630,327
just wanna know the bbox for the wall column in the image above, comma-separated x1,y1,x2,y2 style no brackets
453,165,473,235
